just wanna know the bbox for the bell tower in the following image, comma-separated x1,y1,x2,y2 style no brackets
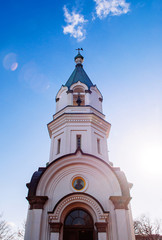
48,50,110,164
25,51,135,240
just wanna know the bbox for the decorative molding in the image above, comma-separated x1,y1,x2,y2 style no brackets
66,90,73,94
56,98,59,102
99,97,103,102
49,222,62,233
95,222,107,232
109,196,131,210
26,196,48,210
85,90,92,94
48,194,108,222
56,196,101,219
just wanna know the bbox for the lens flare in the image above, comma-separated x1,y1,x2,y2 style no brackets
3,53,18,71
19,62,50,92
11,62,18,71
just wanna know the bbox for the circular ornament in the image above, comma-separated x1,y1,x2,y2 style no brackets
72,176,85,191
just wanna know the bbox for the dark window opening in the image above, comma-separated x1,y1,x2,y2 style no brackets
97,139,101,154
77,135,81,148
57,139,61,154
63,209,94,240
64,209,93,226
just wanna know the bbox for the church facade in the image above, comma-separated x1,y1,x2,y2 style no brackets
25,51,135,240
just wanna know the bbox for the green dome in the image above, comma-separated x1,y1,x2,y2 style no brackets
74,53,84,60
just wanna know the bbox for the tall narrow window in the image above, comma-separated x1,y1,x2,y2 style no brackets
97,139,101,154
76,135,81,149
57,139,61,154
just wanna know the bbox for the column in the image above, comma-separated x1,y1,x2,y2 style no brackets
24,209,33,240
25,196,48,240
109,196,134,240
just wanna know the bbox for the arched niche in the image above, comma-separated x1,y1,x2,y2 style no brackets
73,86,85,106
70,82,88,106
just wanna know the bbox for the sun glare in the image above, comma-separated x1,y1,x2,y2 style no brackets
139,144,162,175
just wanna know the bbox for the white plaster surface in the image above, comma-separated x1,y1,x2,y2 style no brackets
98,232,107,240
25,80,135,240
50,232,59,240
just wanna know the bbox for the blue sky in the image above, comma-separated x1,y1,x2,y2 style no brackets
0,0,162,229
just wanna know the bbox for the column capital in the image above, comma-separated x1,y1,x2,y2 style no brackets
49,222,62,233
95,222,107,232
109,196,131,210
26,196,48,210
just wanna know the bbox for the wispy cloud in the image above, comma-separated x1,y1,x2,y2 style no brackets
94,0,130,19
63,6,87,42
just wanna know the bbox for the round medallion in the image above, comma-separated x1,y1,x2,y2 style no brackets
72,177,85,191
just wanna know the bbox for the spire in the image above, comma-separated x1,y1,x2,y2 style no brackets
65,49,94,90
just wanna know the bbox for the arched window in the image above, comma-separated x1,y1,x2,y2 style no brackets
63,209,94,240
64,209,93,226
73,87,85,106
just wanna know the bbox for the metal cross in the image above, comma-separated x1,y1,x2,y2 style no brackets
76,94,82,106
76,48,83,54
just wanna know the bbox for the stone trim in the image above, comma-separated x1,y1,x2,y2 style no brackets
48,193,109,223
26,196,48,210
95,222,107,232
66,90,73,94
49,222,62,233
85,90,92,94
51,195,102,220
109,196,131,210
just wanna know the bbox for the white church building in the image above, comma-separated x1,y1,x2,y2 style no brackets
25,50,135,240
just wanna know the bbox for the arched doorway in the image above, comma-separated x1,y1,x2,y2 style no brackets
63,209,94,240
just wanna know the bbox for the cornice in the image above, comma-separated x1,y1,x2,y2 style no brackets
47,112,111,138
53,105,105,120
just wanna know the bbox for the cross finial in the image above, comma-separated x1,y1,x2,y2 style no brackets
76,48,83,54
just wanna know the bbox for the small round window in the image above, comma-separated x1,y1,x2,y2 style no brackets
72,177,85,191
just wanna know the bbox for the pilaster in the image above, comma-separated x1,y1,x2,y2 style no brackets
49,222,62,240
110,196,133,240
95,222,107,240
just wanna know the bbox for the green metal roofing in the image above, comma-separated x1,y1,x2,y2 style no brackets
65,64,94,89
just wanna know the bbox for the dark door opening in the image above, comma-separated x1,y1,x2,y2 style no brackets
63,209,94,240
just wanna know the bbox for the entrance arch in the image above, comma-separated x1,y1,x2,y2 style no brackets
63,209,94,240
48,193,109,240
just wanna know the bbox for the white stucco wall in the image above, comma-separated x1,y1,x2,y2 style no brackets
32,153,134,240
55,82,103,114
25,76,135,240
48,111,110,163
